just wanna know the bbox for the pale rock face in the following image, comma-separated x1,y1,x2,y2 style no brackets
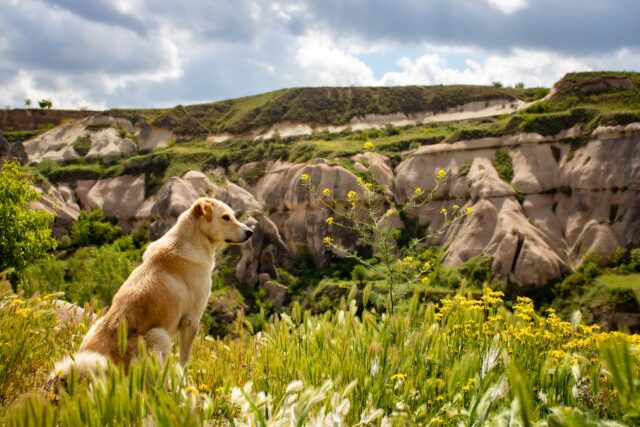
86,128,137,163
394,126,640,286
74,180,97,209
31,184,81,236
352,152,395,196
247,159,363,265
85,175,145,227
22,115,138,164
137,125,172,151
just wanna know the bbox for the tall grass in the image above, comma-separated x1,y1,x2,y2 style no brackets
2,286,639,425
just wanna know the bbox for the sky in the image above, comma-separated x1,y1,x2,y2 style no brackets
1,0,639,109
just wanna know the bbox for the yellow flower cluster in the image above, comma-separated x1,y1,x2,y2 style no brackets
300,173,311,183
322,188,332,197
326,217,334,225
363,141,375,151
323,236,334,246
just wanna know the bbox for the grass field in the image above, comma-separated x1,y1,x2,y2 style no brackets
2,284,640,426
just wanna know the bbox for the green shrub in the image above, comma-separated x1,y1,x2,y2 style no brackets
71,209,122,247
533,87,550,101
72,136,92,156
492,148,513,182
0,161,57,287
25,241,140,306
350,265,369,287
458,256,493,287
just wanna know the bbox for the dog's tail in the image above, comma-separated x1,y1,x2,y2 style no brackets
52,351,108,379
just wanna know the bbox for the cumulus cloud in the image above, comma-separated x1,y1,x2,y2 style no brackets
295,33,375,85
378,49,590,87
487,0,528,15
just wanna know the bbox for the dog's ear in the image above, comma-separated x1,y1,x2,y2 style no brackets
193,200,213,222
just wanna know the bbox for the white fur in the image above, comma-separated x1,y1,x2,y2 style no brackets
52,351,108,378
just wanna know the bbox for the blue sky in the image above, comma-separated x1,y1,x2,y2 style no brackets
1,0,639,109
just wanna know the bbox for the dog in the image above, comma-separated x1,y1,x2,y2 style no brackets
52,197,253,379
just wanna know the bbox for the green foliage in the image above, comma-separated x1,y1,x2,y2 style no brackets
2,291,639,425
38,99,52,109
0,161,57,286
492,148,513,183
71,209,122,247
519,108,595,136
458,159,473,177
350,264,369,287
25,237,142,306
533,87,550,101
458,256,493,288
72,136,92,156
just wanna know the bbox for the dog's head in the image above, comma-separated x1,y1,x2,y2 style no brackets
191,197,253,245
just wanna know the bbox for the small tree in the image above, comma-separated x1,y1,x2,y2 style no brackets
24,99,32,107
38,99,52,110
515,82,525,89
492,81,503,88
0,161,57,287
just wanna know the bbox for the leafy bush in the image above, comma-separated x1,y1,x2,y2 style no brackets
492,148,513,182
71,209,122,247
519,108,595,136
72,136,92,156
25,240,140,306
0,161,57,287
458,256,493,287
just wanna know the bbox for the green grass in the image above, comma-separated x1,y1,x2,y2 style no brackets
110,85,525,136
2,287,640,425
598,273,640,290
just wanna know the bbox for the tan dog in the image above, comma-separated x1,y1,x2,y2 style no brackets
53,197,253,377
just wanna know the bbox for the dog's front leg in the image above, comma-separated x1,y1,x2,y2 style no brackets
179,317,199,366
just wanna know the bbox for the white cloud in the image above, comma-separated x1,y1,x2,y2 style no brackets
0,71,107,110
294,32,375,85
486,0,528,14
378,48,591,87
248,59,275,73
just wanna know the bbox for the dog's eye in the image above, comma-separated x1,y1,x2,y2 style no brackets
222,214,231,221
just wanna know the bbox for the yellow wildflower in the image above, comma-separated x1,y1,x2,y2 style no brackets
421,277,430,285
198,383,212,393
347,191,358,203
322,188,332,197
453,204,459,210
363,141,375,151
323,236,334,246
440,208,447,215
390,373,407,381
385,208,395,216
414,187,423,195
436,169,447,179
300,173,311,183
465,206,474,215
326,216,334,225
403,256,414,263
185,385,200,396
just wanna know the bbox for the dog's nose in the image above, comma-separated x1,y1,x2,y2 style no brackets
245,229,254,239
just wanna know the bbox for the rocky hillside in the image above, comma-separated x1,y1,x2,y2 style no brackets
2,72,639,316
